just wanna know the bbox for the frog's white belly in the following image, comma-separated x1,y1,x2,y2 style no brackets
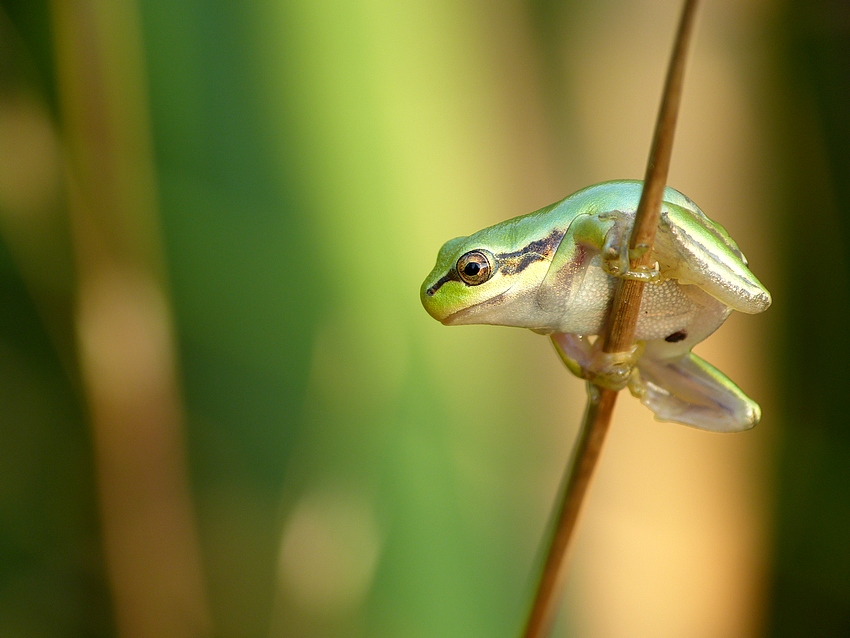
557,259,725,341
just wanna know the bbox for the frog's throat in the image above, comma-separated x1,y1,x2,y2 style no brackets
442,285,515,325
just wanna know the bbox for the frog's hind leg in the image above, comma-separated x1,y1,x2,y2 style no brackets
630,352,761,432
550,332,641,391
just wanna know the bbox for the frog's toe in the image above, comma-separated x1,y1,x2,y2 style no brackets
585,351,636,391
600,217,631,277
629,353,760,432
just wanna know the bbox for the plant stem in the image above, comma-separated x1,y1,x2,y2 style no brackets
521,386,618,638
604,0,700,354
521,1,700,636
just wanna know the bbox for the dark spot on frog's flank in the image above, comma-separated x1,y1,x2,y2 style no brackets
665,330,687,342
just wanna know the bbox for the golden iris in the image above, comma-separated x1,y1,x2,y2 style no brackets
457,250,493,285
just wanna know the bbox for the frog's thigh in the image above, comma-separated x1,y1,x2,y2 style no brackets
659,204,771,314
632,351,760,432
550,333,590,378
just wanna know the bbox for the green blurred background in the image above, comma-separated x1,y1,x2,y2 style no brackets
0,0,847,636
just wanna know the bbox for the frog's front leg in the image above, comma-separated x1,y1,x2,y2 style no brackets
537,211,662,315
597,211,662,283
550,332,643,391
629,350,760,432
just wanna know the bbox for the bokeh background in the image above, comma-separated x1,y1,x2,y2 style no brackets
0,0,846,636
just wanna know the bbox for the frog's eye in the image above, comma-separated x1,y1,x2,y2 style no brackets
456,250,493,286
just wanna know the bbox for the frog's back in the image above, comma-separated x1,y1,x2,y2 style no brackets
489,179,701,232
556,179,697,216
552,180,745,261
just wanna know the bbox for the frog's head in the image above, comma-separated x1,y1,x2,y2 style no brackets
420,220,562,328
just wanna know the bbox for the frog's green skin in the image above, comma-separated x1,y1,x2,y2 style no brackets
421,180,771,432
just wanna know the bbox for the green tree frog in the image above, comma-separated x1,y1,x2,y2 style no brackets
421,180,771,432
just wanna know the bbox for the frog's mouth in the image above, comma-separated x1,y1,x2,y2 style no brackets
442,285,514,326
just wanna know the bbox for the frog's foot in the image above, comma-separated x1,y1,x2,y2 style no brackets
598,211,662,283
629,352,761,432
551,333,642,391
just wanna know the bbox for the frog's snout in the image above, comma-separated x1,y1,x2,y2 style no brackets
420,279,447,322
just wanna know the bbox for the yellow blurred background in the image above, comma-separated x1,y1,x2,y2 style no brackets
0,0,845,637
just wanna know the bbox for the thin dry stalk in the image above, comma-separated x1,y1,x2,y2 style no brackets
52,2,211,637
521,1,700,637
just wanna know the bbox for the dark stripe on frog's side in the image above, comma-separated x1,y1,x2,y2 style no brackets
494,230,562,272
425,229,564,296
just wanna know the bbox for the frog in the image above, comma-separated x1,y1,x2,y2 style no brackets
420,180,771,433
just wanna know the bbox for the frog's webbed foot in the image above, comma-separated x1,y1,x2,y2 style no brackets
629,352,760,432
598,211,662,283
551,333,642,391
